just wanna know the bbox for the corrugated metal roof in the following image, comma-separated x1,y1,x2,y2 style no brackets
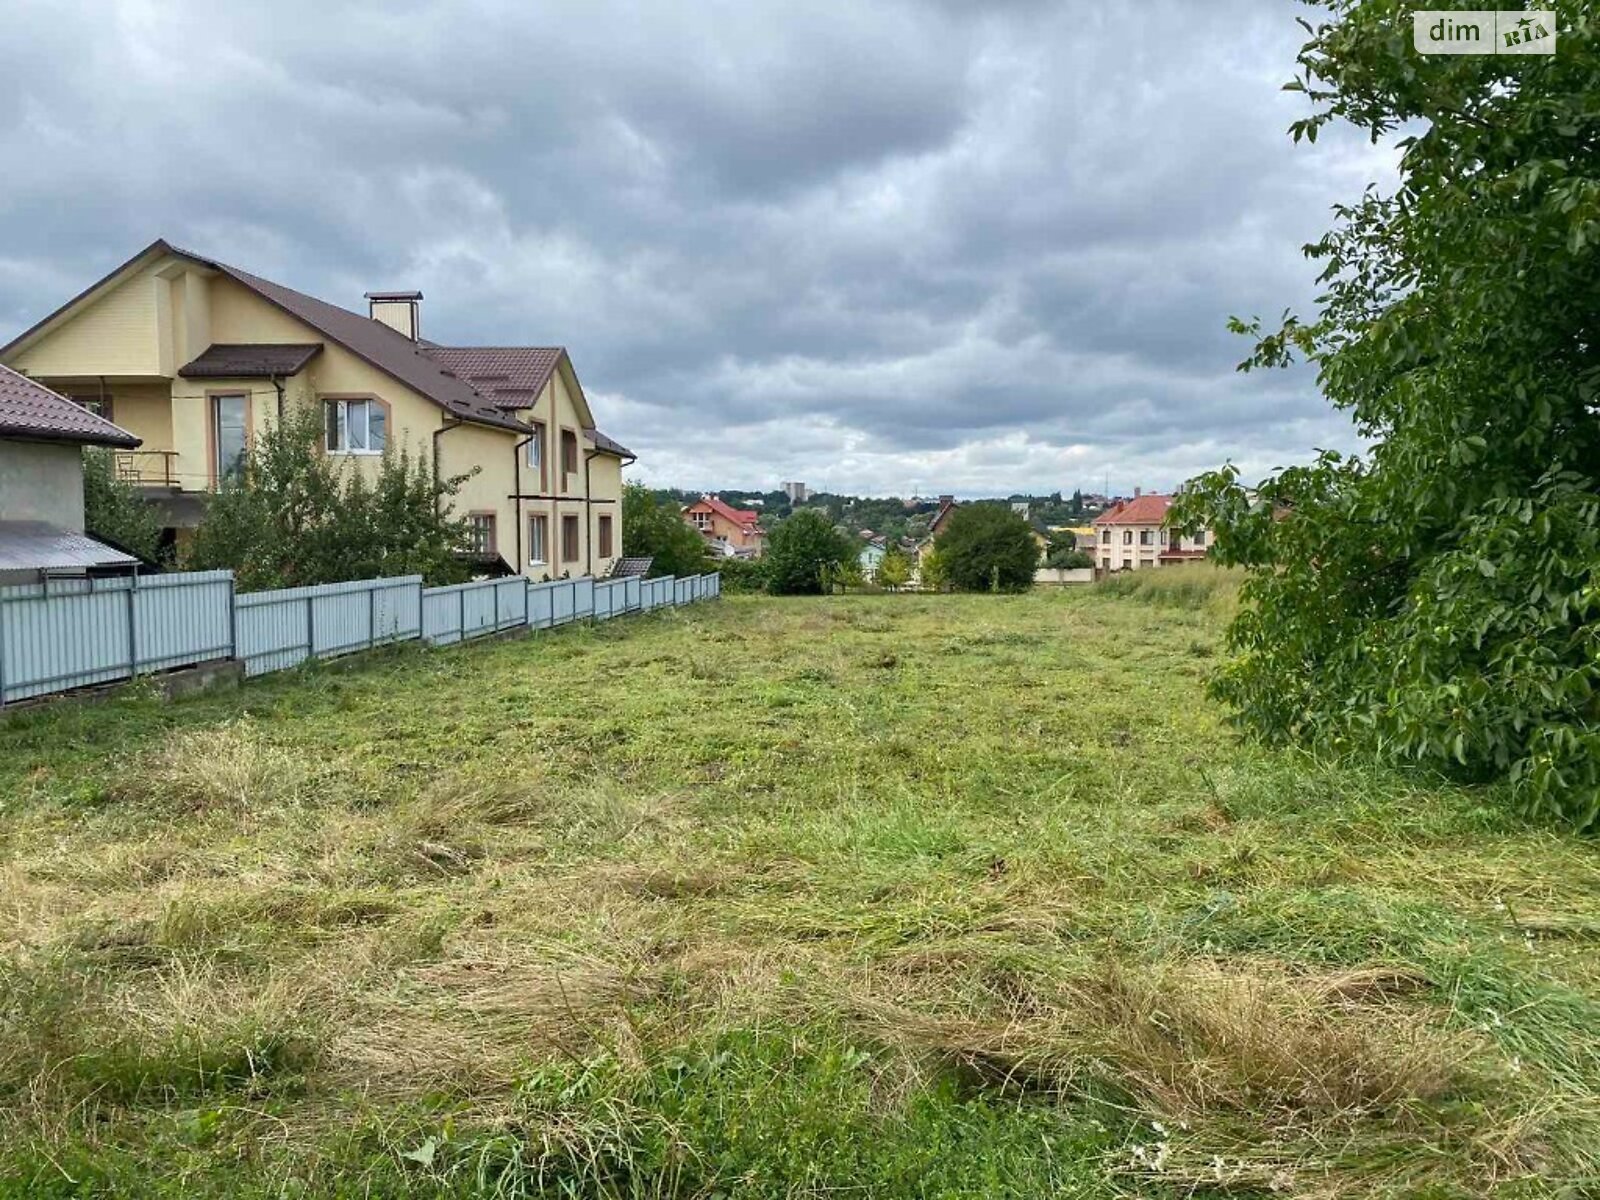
0,364,140,447
0,521,140,572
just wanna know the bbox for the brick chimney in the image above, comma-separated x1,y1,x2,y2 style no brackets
366,290,422,341
1134,486,1142,498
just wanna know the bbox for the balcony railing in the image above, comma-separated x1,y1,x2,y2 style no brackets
114,450,180,488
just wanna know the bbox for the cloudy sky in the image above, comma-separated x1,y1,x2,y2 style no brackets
1,0,1395,497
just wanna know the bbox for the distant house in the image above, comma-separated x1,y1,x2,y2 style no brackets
859,537,887,581
0,364,143,584
1091,491,1210,572
684,494,765,557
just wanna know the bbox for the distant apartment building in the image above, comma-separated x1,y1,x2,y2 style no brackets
781,480,809,503
1091,491,1210,572
684,494,765,557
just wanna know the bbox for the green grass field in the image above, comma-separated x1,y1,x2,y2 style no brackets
3,571,1598,1197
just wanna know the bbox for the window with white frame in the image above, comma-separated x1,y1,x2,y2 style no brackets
528,514,548,565
526,424,544,472
324,398,387,454
1122,530,1133,545
1139,529,1153,546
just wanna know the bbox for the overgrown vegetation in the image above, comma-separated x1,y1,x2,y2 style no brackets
82,448,164,564
1173,1,1600,827
934,502,1039,592
620,481,712,579
184,405,475,591
2,578,1596,1196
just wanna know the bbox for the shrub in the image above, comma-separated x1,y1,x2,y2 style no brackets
1045,547,1093,569
82,449,164,563
765,510,856,595
934,504,1037,593
716,556,769,594
622,482,711,579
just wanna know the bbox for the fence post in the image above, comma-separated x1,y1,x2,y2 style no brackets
126,574,140,677
458,587,465,641
0,595,7,707
228,573,239,662
306,592,316,660
368,582,377,649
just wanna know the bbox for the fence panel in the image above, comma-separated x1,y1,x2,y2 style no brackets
236,576,422,676
572,577,595,621
528,579,558,630
0,572,235,704
708,572,721,598
592,579,626,621
674,577,691,606
624,575,643,612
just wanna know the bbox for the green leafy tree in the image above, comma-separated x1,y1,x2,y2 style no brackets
1046,547,1094,569
621,482,710,578
82,449,164,563
185,405,473,591
934,503,1038,593
1172,0,1600,827
918,546,950,592
765,509,856,595
877,545,912,590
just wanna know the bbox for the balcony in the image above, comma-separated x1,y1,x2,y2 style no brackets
114,450,181,490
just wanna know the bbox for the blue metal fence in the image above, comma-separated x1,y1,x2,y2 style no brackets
0,568,719,705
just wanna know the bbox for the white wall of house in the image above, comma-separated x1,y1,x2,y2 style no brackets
0,440,85,530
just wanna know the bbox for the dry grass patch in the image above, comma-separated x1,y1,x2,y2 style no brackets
108,720,312,813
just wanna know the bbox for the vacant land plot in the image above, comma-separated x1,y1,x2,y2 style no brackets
2,572,1598,1198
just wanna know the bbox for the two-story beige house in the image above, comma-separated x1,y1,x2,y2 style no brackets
0,239,633,580
1091,491,1210,572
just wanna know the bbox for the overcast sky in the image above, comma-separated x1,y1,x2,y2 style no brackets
1,0,1395,498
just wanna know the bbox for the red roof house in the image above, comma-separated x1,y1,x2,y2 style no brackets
684,494,765,556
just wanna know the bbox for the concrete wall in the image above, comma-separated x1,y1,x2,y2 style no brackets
0,441,85,530
1034,566,1094,586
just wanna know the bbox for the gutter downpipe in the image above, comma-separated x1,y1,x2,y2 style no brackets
513,431,537,575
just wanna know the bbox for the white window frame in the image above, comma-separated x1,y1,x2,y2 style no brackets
526,423,544,471
325,398,386,455
528,514,548,565
466,513,496,555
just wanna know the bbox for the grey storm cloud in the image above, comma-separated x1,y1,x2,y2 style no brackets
0,0,1394,497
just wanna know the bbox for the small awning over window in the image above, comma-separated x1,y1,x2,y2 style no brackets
178,343,323,378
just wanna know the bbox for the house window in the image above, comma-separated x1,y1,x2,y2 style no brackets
1122,530,1133,545
561,429,578,475
1193,527,1206,545
1100,528,1110,544
561,514,580,562
1170,528,1183,549
1100,556,1110,570
212,393,248,483
526,424,544,472
466,513,496,555
1122,557,1133,570
691,510,710,531
325,398,387,454
528,514,548,565
1139,530,1153,546
598,514,614,558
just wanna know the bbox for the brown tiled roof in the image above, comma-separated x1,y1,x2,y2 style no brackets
0,364,139,447
1093,494,1173,525
585,427,635,459
191,251,529,432
178,343,323,378
421,347,564,410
